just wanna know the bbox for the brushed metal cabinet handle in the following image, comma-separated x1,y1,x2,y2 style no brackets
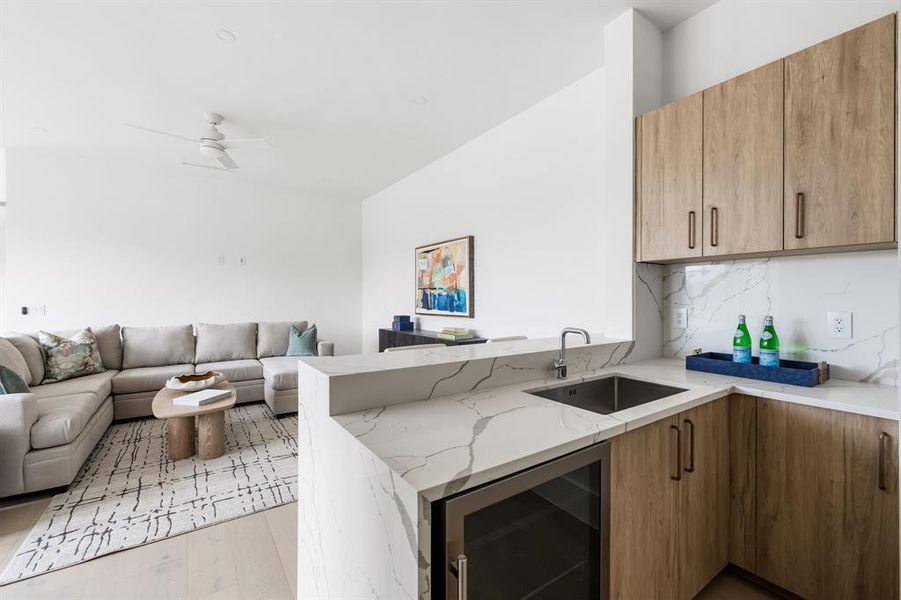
450,554,468,599
670,424,682,481
710,207,718,247
879,432,889,491
795,193,805,239
684,418,695,473
688,211,696,249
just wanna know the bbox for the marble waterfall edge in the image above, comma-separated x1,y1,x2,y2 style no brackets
297,337,634,600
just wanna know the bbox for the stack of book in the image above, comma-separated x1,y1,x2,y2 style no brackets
392,315,414,331
438,327,475,341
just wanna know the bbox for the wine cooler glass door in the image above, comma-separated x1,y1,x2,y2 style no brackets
443,442,609,600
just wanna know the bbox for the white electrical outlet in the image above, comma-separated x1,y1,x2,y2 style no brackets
827,311,852,339
671,308,688,330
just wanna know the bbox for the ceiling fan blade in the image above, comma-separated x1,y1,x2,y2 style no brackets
181,162,237,173
124,123,196,142
216,152,239,170
220,138,266,143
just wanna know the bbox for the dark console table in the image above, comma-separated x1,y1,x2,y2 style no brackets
378,328,488,352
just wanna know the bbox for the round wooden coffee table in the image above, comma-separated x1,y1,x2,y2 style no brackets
152,381,236,460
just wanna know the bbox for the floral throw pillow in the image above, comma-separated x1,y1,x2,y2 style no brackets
38,328,106,383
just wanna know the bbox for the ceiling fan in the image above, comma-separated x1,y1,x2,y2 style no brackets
124,112,265,172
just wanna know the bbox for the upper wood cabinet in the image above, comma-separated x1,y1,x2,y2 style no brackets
636,93,703,263
784,14,896,250
636,13,897,263
756,398,899,599
703,61,783,256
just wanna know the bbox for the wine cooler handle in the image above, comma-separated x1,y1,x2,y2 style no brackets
710,207,718,247
450,554,468,600
879,432,889,492
688,211,696,249
670,424,682,481
795,193,805,239
684,418,696,473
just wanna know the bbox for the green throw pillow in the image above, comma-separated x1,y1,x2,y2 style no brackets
0,365,30,394
287,324,318,357
38,328,106,383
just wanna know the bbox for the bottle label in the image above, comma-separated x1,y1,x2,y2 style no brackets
760,349,780,367
761,331,774,341
733,346,751,364
734,329,744,337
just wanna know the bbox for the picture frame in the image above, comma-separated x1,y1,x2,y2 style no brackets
414,236,474,318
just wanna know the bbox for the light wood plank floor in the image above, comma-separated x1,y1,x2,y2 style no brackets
1,494,773,600
0,497,296,600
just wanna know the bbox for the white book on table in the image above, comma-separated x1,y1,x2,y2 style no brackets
172,388,231,407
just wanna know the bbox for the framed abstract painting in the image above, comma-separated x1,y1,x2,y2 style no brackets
415,236,474,318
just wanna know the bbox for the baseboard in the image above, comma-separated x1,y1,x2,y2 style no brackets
726,564,803,600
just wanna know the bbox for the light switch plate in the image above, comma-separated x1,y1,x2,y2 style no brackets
827,311,852,339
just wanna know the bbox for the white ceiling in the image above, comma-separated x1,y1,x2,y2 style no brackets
0,0,714,201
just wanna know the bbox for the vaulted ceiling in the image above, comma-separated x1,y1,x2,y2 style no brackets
1,1,714,201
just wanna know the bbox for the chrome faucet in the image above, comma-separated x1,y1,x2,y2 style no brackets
553,327,591,379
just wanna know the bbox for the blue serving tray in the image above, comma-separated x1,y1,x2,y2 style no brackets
685,352,829,388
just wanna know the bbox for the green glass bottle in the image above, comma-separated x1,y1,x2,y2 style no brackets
732,314,752,363
759,315,780,367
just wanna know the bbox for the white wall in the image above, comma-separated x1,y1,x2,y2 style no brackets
663,0,899,102
3,149,363,354
361,69,616,352
657,1,899,384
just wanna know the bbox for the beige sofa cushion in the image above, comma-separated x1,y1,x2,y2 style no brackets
196,359,263,383
112,364,194,395
31,392,101,449
0,337,30,385
260,356,299,391
122,325,194,369
195,323,257,363
257,321,307,358
5,334,44,385
30,371,116,402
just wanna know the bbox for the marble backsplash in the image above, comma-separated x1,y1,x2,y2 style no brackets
661,250,899,385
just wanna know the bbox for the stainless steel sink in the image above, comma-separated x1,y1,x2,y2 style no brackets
528,376,686,415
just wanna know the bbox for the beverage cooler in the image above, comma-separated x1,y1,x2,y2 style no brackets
434,442,610,600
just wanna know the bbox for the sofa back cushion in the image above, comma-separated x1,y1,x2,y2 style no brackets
30,324,122,370
5,334,43,385
122,325,195,369
195,322,257,363
0,338,31,385
257,321,308,358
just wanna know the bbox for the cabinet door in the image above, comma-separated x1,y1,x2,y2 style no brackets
610,415,680,600
784,14,896,250
703,61,783,256
757,399,899,599
678,398,729,599
637,93,703,262
728,394,757,573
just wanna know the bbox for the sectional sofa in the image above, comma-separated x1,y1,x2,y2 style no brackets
0,321,333,498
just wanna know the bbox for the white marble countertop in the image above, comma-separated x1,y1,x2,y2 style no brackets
334,357,898,502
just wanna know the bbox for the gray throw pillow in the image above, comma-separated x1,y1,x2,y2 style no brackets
286,324,318,357
39,328,106,383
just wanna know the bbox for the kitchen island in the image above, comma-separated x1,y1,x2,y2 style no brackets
297,338,898,600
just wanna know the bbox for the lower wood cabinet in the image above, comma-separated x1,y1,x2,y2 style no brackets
610,398,729,600
756,398,899,599
611,395,899,600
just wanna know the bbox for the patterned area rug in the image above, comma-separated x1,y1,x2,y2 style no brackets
0,402,297,584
